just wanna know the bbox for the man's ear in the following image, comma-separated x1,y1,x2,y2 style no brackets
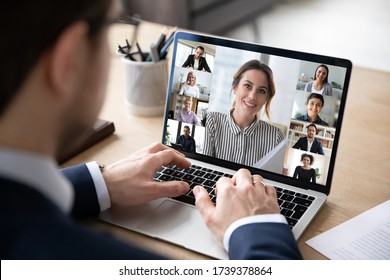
46,22,89,97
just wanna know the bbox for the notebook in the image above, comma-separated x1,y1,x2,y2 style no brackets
99,31,352,259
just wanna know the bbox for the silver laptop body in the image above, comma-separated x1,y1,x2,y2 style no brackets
100,31,352,259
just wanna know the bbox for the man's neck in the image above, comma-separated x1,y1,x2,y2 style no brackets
0,106,58,158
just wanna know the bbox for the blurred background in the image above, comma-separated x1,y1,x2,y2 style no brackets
122,0,389,72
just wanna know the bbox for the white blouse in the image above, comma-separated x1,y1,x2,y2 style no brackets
180,83,200,98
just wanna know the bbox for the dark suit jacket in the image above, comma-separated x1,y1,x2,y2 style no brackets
292,137,324,155
0,163,301,259
176,135,196,153
182,55,211,73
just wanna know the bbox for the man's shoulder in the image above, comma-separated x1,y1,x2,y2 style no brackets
313,138,323,146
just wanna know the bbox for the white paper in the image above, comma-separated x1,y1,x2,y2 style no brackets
306,200,390,260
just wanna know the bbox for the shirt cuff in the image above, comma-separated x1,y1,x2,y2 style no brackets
223,214,287,252
86,161,111,211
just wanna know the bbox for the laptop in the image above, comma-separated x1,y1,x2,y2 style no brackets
99,31,352,259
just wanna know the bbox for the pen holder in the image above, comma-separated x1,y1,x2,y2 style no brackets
121,57,168,117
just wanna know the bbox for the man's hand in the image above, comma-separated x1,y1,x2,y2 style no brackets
193,169,280,244
102,142,191,206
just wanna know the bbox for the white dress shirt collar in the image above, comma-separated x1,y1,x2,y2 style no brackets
0,148,74,213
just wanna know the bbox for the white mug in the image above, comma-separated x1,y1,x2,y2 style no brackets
121,57,168,117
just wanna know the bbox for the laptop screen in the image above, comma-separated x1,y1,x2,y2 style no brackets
162,31,352,195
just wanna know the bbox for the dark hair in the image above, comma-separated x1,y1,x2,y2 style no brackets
0,0,112,116
307,123,317,133
300,153,314,165
232,60,276,119
313,64,329,83
195,46,205,52
306,93,325,107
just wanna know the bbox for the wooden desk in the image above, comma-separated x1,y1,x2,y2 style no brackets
63,21,390,259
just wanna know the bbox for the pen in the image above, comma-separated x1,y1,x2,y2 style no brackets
118,44,126,54
155,27,167,53
135,42,147,61
145,27,171,61
159,31,175,60
119,15,140,53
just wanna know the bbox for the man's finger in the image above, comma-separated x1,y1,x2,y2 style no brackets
193,186,215,224
156,149,191,169
264,184,277,198
231,168,253,187
149,181,190,200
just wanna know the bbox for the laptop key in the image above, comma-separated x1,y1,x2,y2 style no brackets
296,193,308,199
203,179,216,187
280,193,295,202
189,182,198,189
183,168,196,174
201,167,213,173
203,173,217,180
274,186,283,192
161,168,175,175
283,189,296,195
182,174,195,182
292,204,308,219
187,190,195,197
203,186,214,193
281,201,295,210
193,170,206,177
192,165,202,169
286,217,298,228
157,174,172,181
293,197,313,207
193,177,206,185
172,171,185,179
281,208,294,217
212,170,224,176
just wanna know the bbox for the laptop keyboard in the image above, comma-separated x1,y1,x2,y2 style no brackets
153,164,316,228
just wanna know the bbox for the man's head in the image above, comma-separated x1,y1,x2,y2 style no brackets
0,0,117,158
183,126,191,137
194,46,205,59
306,123,317,139
0,0,114,115
183,99,192,111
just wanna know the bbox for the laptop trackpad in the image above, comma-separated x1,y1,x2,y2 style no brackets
137,200,225,257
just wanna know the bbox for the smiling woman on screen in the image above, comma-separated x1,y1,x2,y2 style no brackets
203,60,284,166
